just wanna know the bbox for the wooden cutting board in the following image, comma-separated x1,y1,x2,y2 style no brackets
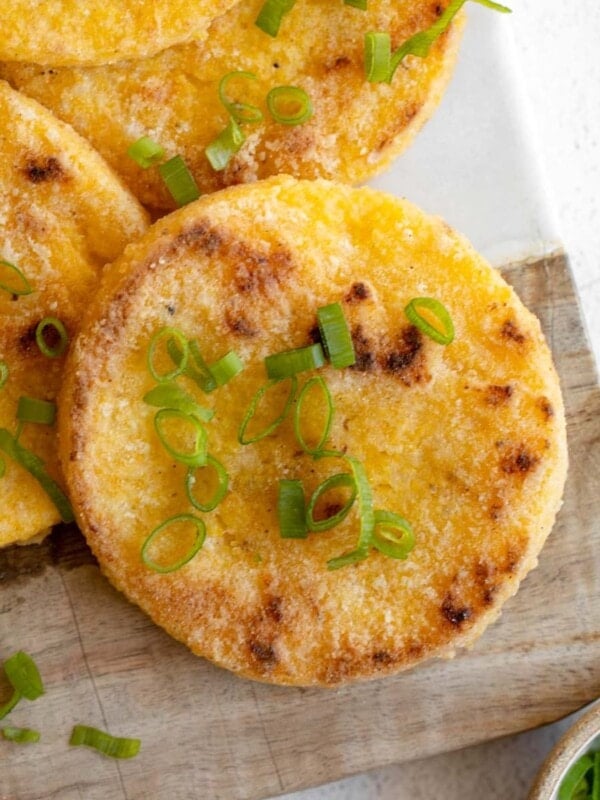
1,251,598,800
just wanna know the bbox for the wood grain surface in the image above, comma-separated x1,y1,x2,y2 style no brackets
0,252,598,800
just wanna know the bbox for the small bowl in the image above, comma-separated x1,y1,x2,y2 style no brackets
529,700,600,799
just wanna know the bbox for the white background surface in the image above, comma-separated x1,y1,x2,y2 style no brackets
274,2,600,798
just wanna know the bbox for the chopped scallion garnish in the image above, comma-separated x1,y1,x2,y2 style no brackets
16,397,56,426
185,455,229,512
35,317,68,358
404,297,455,345
166,339,217,394
205,117,245,172
0,260,33,297
238,377,297,444
372,510,415,559
0,361,8,390
1,726,40,744
153,408,208,467
143,383,214,422
126,136,165,169
158,155,200,207
147,327,189,382
344,0,367,7
69,725,141,759
293,376,333,455
277,479,307,539
317,302,356,368
365,32,391,82
265,343,325,379
0,689,20,720
559,753,595,800
3,651,44,701
325,455,374,570
267,86,313,126
326,548,369,570
306,472,357,532
255,0,297,36
141,514,206,574
208,350,244,386
218,72,264,124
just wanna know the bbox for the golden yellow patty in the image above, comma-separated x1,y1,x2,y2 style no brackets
59,177,567,686
1,0,463,212
0,80,148,547
0,0,238,66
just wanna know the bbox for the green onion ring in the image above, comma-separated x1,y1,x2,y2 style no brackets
166,339,217,393
345,0,367,7
16,396,56,426
1,726,40,744
0,689,21,720
185,455,229,512
306,472,357,532
208,350,244,386
0,259,33,296
158,154,200,207
205,116,246,172
143,382,214,422
277,479,307,539
141,513,206,574
372,510,415,559
365,32,392,83
265,343,325,379
324,455,374,569
69,724,141,759
255,0,297,37
327,548,369,571
293,376,333,455
0,361,8,390
126,136,165,169
559,753,594,800
317,302,356,368
153,408,208,467
147,327,189,382
35,317,68,358
266,86,313,126
404,297,455,345
218,72,264,124
238,376,297,445
3,651,44,701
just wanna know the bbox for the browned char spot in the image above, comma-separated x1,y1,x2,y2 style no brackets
325,55,352,72
441,594,472,627
350,325,375,372
383,325,429,386
501,319,527,344
248,640,277,665
23,156,65,184
265,596,283,623
498,442,540,476
225,306,257,337
345,282,371,303
538,396,555,420
485,385,513,406
372,650,394,665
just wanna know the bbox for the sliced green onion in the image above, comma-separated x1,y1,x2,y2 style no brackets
147,327,189,382
185,455,229,512
238,377,297,444
143,383,214,422
327,548,369,571
559,754,594,800
0,361,8,390
0,457,5,479
344,0,367,7
365,32,392,82
158,155,200,207
154,408,207,467
0,428,73,522
277,479,307,539
35,317,68,358
126,136,165,169
404,297,455,345
294,376,333,455
3,651,44,701
0,689,20,720
317,302,356,368
0,260,33,296
205,117,245,171
306,472,357,532
255,0,297,36
1,726,40,744
218,72,264,124
141,513,206,574
267,86,313,126
325,455,374,570
16,396,56,426
69,724,140,759
265,343,325,379
166,339,217,394
208,350,244,386
593,753,600,800
372,510,415,559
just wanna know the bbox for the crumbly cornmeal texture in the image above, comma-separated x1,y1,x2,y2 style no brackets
59,177,567,687
0,80,148,547
0,0,463,212
0,0,238,66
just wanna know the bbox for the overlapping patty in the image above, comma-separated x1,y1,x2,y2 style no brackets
59,177,567,686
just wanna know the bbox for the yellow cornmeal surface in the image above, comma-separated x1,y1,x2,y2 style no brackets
0,80,148,547
1,0,463,212
0,0,238,67
59,177,567,686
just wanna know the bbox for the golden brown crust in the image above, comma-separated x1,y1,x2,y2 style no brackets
1,0,464,211
59,177,567,686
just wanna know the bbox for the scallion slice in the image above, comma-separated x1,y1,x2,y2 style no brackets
143,383,214,422
317,302,356,368
306,472,357,532
16,396,56,426
0,361,8,390
0,689,20,720
147,327,189,382
277,479,307,539
126,136,165,169
365,32,392,82
166,339,217,394
35,317,68,358
154,408,208,467
1,726,40,743
265,343,325,379
69,725,141,759
593,752,600,800
293,376,333,455
559,754,594,800
238,377,297,444
158,155,200,207
0,428,73,522
267,86,313,126
404,297,455,345
141,513,206,574
185,455,229,512
327,548,368,571
205,117,245,172
0,260,33,296
372,510,415,559
344,0,367,7
208,350,244,387
255,0,297,36
325,455,374,570
218,71,264,124
3,651,44,701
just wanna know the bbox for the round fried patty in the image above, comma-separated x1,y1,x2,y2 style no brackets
59,177,567,686
0,80,147,547
1,0,463,211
